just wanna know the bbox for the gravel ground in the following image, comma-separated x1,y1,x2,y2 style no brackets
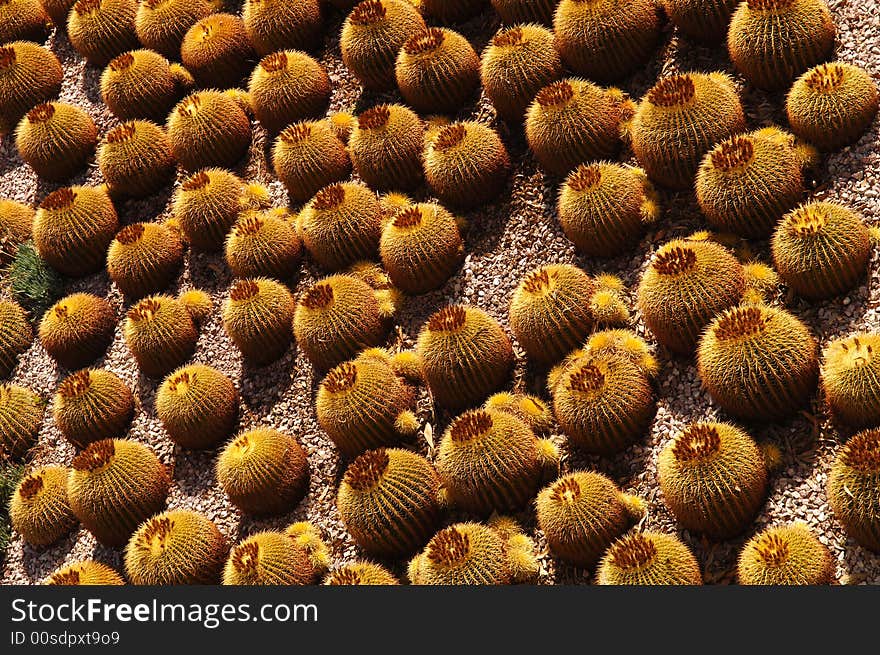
2,1,879,585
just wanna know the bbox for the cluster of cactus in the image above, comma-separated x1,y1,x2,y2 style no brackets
222,278,295,366
45,560,125,585
38,293,115,370
106,222,184,299
9,466,77,546
737,523,834,584
272,121,351,203
350,104,424,191
596,531,703,585
97,121,175,198
100,50,191,123
484,392,554,435
134,0,212,59
67,0,140,67
15,102,97,181
0,384,43,460
167,91,252,172
223,531,316,586
589,274,632,326
248,50,330,134
180,13,254,88
491,0,559,25
156,364,239,449
243,0,322,55
820,333,880,430
283,521,330,580
52,369,134,448
827,428,880,552
0,42,63,136
123,295,199,378
0,300,32,379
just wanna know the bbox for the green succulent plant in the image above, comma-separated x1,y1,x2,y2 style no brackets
4,241,63,322
737,523,834,585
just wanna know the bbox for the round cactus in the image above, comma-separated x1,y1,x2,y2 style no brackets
553,0,660,82
660,0,739,42
222,278,295,366
156,364,238,449
177,289,212,323
491,0,559,25
820,333,880,430
243,0,322,56
67,439,170,546
225,211,301,280
33,186,118,277
38,293,115,370
424,121,511,209
298,183,382,270
125,510,228,585
827,428,880,552
537,471,643,567
53,369,134,448
582,328,660,378
272,121,351,203
100,50,187,123
0,384,43,460
67,0,139,67
0,300,31,379
416,305,514,410
787,62,879,151
341,0,426,90
481,24,561,124
596,531,703,585
247,50,330,134
0,199,34,255
409,522,511,585
379,203,464,294
629,72,746,190
738,523,834,585
696,128,815,239
0,0,50,44
180,13,254,88
166,91,252,171
223,531,316,585
395,27,481,114
134,0,212,59
350,104,424,191
337,448,443,557
45,561,125,586
107,223,183,300
509,264,595,366
658,422,769,539
15,102,98,181
9,466,77,547
728,0,835,91
556,162,659,258
97,121,175,198
172,168,245,252
217,428,309,516
325,561,399,585
0,42,63,136
637,239,746,355
344,262,404,319
484,392,554,434
771,202,870,300
124,295,198,378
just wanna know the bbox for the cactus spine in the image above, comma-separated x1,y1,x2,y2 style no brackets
67,0,139,67
661,0,739,43
225,211,301,280
45,561,125,585
243,0,323,56
0,385,43,460
325,562,399,585
106,223,184,299
0,300,31,379
100,50,188,123
180,13,255,88
134,0,212,59
15,102,98,181
247,50,330,134
166,91,252,172
820,333,880,430
0,42,63,136
124,295,198,378
222,278,295,366
408,522,511,585
349,104,424,191
97,121,176,198
272,121,351,203
223,531,316,585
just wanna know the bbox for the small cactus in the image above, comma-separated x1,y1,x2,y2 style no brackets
637,239,746,355
728,0,835,91
53,369,134,448
124,295,198,378
45,561,125,585
0,385,43,460
0,42,63,136
272,121,351,203
9,466,77,547
0,300,32,379
821,333,880,430
325,561,399,585
134,0,212,59
491,0,559,25
106,223,184,300
424,121,511,209
100,50,188,123
172,168,245,252
166,91,252,172
38,293,115,370
156,364,239,449
243,0,323,56
97,121,176,198
67,0,139,67
583,328,660,378
67,439,170,546
660,0,740,43
222,278,295,366
125,510,228,585
283,521,330,578
738,523,834,585
596,531,703,585
484,392,554,434
743,261,782,304
223,531,316,585
180,13,255,88
409,522,514,585
416,305,514,410
217,428,309,516
177,289,212,323
350,104,425,191
0,0,50,44
247,50,330,134
15,102,98,181
771,201,871,300
827,428,880,552
337,448,443,557
345,261,404,317
225,211,301,280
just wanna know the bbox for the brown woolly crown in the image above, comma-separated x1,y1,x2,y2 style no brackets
71,439,116,472
74,0,102,16
280,123,311,143
324,362,357,393
128,297,163,322
300,283,334,310
404,28,444,56
714,307,769,341
49,570,81,585
261,52,288,73
26,104,55,124
182,171,210,192
427,526,470,566
58,370,92,399
427,305,467,332
18,473,45,500
788,206,829,236
568,164,602,191
115,224,145,245
312,184,346,211
0,46,16,69
711,137,755,172
350,0,386,25
106,123,138,144
53,304,70,319
522,267,554,294
109,52,134,72
806,64,845,92
536,80,575,108
40,188,77,211
673,424,721,461
549,476,582,503
233,215,265,237
230,541,261,573
177,95,202,117
753,532,790,567
344,449,391,491
358,105,391,130
608,533,657,570
167,370,195,395
652,246,697,276
230,279,260,302
492,27,524,48
136,516,174,551
567,363,606,394
648,75,696,108
450,410,494,443
841,430,880,472
747,0,794,9
328,568,362,584
433,124,467,151
392,206,424,229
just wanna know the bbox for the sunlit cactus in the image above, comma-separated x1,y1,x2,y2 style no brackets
0,0,51,44
283,522,330,578
67,0,139,67
9,466,77,547
596,531,703,585
484,392,554,435
45,561,125,586
0,199,33,259
166,91,252,172
225,211,301,280
243,0,323,56
124,295,198,378
0,42,63,136
223,531,316,585
53,369,134,448
350,104,424,191
38,293,115,370
325,561,399,585
172,168,245,252
0,385,43,460
272,121,351,203
134,0,212,59
180,13,255,88
827,428,880,552
97,121,175,198
15,102,98,181
106,223,184,300
222,278,295,366
156,364,239,449
408,522,511,585
737,523,834,585
820,333,880,430
0,300,32,379
247,50,330,134
100,50,188,123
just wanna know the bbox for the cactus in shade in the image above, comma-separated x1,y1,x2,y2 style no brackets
379,203,464,294
526,79,631,177
341,0,427,91
97,121,175,198
283,522,330,578
408,522,511,585
124,295,198,379
106,223,184,300
0,0,50,44
4,242,63,323
551,351,655,454
216,428,309,516
0,42,63,136
180,13,254,88
0,300,31,379
395,27,481,115
596,532,703,585
658,422,769,539
589,279,630,327
827,428,880,552
557,163,659,258
416,305,514,410
484,392,554,435
738,523,834,585
481,24,562,125
134,0,212,59
771,202,871,300
125,510,228,585
166,91,252,172
67,439,170,546
438,409,558,515
350,104,425,191
9,467,77,547
243,0,322,56
820,333,880,430
38,294,115,370
660,0,740,43
509,264,595,366
553,0,660,82
728,0,835,91
100,50,188,123
45,561,125,585
325,561,399,585
637,240,746,355
787,62,879,151
328,111,356,146
172,168,245,252
299,183,383,270
67,0,139,67
491,0,559,25
0,199,33,257
421,0,486,21
15,103,98,181
0,385,42,460
247,51,330,134
225,212,301,280
156,364,238,449
337,448,443,557
696,129,816,239
482,515,541,582
272,121,351,203
424,122,511,210
222,278,295,366
223,531,316,585
53,369,134,448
